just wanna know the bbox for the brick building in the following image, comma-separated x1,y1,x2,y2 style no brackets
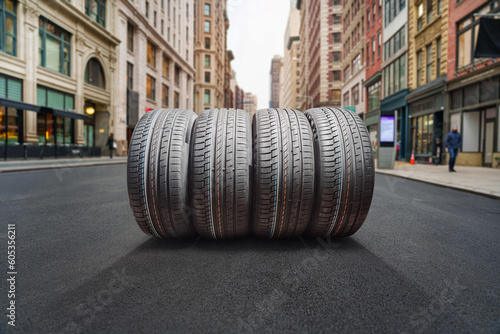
446,0,500,167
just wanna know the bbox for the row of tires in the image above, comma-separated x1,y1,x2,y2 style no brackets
127,107,374,240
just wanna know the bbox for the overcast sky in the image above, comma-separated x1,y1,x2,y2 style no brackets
227,0,290,109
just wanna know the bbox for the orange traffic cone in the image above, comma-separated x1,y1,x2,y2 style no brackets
410,151,415,165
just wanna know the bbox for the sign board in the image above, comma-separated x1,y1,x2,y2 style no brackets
344,106,356,113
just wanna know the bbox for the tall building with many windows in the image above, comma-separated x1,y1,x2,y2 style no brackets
407,0,448,164
279,7,301,110
380,0,409,162
269,55,283,108
446,0,500,167
364,0,383,159
341,0,366,118
118,0,195,148
296,0,342,110
243,92,258,120
0,0,120,158
193,0,227,114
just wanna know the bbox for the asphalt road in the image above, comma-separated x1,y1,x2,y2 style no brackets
1,164,499,333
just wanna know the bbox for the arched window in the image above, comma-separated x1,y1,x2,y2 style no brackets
84,58,105,89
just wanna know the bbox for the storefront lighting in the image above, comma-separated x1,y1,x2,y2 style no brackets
85,106,95,115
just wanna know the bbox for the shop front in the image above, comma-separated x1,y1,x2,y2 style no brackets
380,89,409,161
364,73,382,159
407,77,446,164
447,70,500,167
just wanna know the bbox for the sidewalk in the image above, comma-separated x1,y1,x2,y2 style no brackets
0,156,127,173
376,163,500,199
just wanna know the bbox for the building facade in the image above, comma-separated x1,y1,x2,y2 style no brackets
380,0,409,161
296,0,342,111
0,0,120,158
446,0,500,167
118,0,195,150
341,0,366,118
243,92,257,120
194,0,227,114
407,0,448,164
364,0,383,158
269,55,282,108
279,7,300,110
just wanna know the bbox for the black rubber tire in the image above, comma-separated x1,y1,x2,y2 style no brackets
189,108,252,239
127,108,197,238
252,108,315,239
304,107,375,238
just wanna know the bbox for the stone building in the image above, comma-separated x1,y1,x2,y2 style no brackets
269,55,282,108
407,0,448,163
279,7,301,110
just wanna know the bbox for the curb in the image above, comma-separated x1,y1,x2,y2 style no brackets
0,160,127,173
375,170,500,200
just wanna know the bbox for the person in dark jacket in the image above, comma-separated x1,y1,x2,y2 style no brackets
107,133,115,159
444,125,462,172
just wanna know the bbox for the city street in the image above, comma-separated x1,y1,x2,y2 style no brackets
1,164,499,333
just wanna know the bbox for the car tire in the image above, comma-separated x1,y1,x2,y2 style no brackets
304,107,375,238
190,109,252,239
127,108,197,238
252,108,315,239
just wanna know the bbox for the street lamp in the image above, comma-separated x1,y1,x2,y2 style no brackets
297,95,314,109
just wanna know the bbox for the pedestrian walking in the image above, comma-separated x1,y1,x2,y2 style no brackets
444,125,462,172
107,133,115,159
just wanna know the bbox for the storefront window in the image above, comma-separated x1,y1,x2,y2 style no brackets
367,82,380,112
0,106,19,145
412,114,434,155
56,116,64,144
463,111,480,152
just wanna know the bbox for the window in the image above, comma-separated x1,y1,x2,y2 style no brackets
436,38,441,77
38,17,71,76
332,0,340,5
205,55,211,66
154,11,157,27
161,19,164,35
417,50,423,87
127,62,133,90
367,10,370,30
332,51,341,62
437,0,442,14
146,1,149,18
86,0,106,27
162,84,169,107
84,58,105,89
205,37,210,49
417,3,424,30
146,75,155,100
204,3,211,15
426,0,433,23
0,75,22,145
127,22,134,51
332,70,341,81
163,55,170,78
378,32,381,58
344,65,350,81
147,40,156,67
372,38,375,64
426,44,432,83
332,89,341,101
0,0,16,56
352,85,359,105
343,92,350,106
372,4,376,25
205,71,210,83
333,33,341,43
332,14,341,24
367,81,380,112
352,53,361,74
175,65,180,85
36,86,74,144
174,92,179,108
394,58,400,92
204,89,210,104
366,44,370,66
204,21,210,33
399,54,406,90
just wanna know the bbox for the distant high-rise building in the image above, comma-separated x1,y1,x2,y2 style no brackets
269,55,283,108
279,8,301,109
194,0,227,114
243,92,258,119
341,0,366,118
296,0,342,111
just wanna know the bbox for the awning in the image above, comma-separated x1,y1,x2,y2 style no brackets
475,17,500,58
0,97,88,120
